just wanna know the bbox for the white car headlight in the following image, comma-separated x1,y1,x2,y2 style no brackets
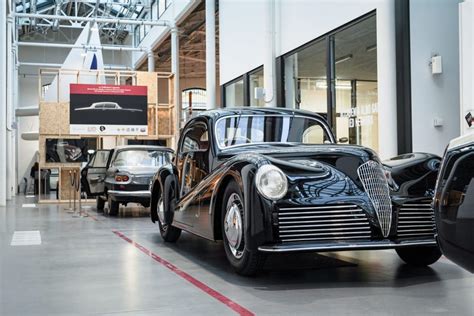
255,165,288,200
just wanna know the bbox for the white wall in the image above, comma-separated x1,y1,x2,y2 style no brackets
410,0,461,155
459,0,474,136
219,0,398,159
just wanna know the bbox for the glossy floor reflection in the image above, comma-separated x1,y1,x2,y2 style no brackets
1,196,473,316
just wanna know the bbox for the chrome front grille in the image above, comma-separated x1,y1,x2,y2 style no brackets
357,161,392,237
397,200,435,238
277,204,371,242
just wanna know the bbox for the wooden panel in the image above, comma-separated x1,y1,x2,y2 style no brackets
137,72,158,104
60,167,80,200
39,102,69,135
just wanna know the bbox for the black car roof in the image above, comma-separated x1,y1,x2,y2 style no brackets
196,107,327,122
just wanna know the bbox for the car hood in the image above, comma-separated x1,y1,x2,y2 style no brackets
220,144,378,171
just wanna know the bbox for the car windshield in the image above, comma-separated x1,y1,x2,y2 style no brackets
215,115,332,148
113,150,170,167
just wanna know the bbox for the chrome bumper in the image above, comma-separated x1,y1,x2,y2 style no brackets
258,239,437,253
108,190,151,198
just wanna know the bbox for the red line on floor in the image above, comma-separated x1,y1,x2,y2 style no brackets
112,230,254,316
85,212,99,221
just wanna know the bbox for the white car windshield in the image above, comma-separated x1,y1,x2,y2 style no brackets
215,115,331,148
113,150,170,167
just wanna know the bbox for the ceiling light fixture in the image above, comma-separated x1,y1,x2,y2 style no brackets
335,54,353,64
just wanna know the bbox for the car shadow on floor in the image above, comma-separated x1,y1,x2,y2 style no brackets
147,231,467,293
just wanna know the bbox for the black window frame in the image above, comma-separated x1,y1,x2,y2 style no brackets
222,65,263,107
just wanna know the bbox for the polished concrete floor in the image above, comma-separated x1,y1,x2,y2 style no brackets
1,196,473,316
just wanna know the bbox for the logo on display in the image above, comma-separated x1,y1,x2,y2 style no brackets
99,126,106,132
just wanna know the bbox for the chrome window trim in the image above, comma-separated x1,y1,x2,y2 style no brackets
214,114,335,150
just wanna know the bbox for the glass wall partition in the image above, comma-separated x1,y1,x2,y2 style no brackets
249,67,264,107
224,77,245,107
283,13,378,152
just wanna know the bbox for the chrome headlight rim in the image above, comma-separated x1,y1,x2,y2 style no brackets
255,164,288,201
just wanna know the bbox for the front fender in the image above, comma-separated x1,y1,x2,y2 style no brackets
383,152,441,201
150,164,178,223
211,154,276,251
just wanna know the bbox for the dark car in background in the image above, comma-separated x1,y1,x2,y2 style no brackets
434,133,474,272
82,145,173,216
149,108,442,275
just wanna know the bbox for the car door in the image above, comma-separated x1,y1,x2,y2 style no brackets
174,120,211,231
435,146,474,272
81,149,112,196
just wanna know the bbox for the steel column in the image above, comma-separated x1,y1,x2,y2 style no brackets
205,0,216,109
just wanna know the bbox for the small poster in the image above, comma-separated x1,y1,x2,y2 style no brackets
465,112,472,128
69,84,148,135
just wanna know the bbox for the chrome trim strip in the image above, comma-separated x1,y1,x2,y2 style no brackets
108,190,151,198
278,209,364,215
258,239,437,252
279,204,358,211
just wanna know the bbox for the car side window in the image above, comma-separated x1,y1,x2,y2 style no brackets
91,150,110,168
302,125,326,144
181,123,209,153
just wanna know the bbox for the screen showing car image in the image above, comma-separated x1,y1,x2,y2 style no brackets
45,138,97,163
69,84,148,136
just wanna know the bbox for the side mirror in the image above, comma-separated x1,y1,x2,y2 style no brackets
338,137,349,144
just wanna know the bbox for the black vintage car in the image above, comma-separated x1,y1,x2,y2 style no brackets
82,145,173,215
434,133,474,272
150,108,442,275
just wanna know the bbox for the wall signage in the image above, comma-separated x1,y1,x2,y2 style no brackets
69,84,148,135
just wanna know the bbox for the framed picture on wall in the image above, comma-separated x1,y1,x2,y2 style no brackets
45,138,98,163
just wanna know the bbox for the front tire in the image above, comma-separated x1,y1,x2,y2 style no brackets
222,181,266,276
96,196,105,212
396,246,442,266
157,176,181,242
107,195,119,216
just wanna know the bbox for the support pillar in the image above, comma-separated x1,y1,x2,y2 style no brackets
205,0,216,109
263,0,276,107
171,26,181,139
0,1,8,205
147,48,155,72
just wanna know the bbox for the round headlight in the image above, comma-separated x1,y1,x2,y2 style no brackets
255,165,288,200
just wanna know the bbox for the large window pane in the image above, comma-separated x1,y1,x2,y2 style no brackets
249,67,264,107
284,40,327,115
225,79,244,107
334,15,378,151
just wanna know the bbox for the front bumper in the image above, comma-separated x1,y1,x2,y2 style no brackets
108,190,151,198
258,238,437,253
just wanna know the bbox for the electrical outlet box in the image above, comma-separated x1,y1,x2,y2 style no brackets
431,55,443,74
433,117,444,127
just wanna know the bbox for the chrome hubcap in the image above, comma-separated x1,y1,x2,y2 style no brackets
157,198,167,231
224,193,244,259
